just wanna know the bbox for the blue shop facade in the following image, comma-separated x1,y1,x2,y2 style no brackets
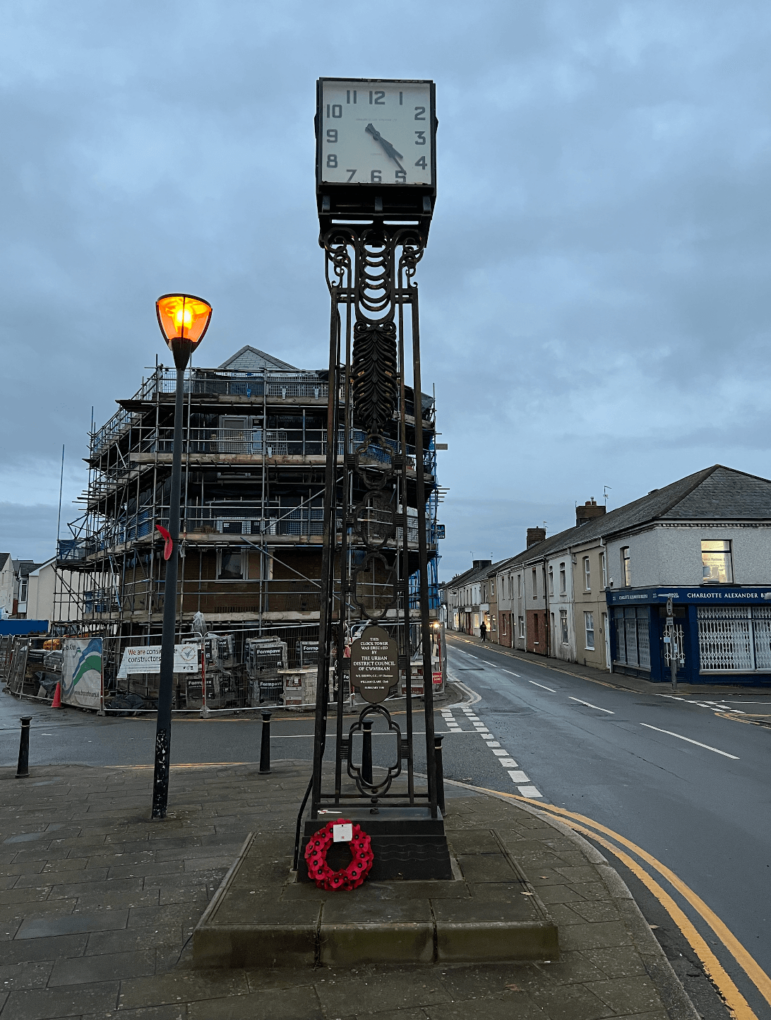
607,586,771,684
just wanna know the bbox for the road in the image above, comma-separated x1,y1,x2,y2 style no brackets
444,634,771,1020
2,640,771,1016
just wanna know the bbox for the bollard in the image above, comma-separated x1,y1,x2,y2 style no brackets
362,720,373,785
259,711,272,775
16,717,32,779
434,734,445,815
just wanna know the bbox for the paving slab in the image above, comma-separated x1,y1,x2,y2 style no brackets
0,758,699,1020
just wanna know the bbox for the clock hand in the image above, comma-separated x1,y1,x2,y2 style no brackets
365,123,405,172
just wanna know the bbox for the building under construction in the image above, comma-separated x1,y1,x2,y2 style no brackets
54,346,443,710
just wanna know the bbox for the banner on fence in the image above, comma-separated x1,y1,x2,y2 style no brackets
62,638,103,709
117,644,199,678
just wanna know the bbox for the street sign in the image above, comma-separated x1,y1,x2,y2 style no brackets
350,626,398,705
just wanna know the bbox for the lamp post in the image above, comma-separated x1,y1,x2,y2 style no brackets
151,293,212,819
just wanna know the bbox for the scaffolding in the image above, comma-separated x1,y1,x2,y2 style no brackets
51,358,442,712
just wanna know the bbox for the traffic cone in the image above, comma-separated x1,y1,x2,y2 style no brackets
51,683,62,709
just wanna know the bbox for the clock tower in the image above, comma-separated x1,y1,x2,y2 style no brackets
303,79,451,881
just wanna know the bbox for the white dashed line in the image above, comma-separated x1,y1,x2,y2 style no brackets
499,758,518,767
507,770,530,783
528,680,556,693
518,785,542,798
491,749,509,757
640,724,740,759
502,668,521,677
569,697,614,714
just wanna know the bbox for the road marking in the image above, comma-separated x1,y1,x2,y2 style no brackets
502,668,521,677
640,723,740,759
507,770,530,783
566,820,758,1020
456,780,769,1019
491,749,509,757
569,697,614,714
519,798,769,1015
499,758,518,767
517,785,542,798
485,740,501,747
528,680,556,692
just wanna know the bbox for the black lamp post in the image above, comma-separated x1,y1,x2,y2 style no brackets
151,293,212,820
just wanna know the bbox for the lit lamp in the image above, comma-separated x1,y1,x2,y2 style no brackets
151,293,212,820
156,293,212,370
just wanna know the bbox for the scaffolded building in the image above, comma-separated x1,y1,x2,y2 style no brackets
54,346,442,709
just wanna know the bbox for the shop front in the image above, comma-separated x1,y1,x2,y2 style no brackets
607,586,771,684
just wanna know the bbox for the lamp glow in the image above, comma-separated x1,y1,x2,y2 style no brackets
156,293,212,348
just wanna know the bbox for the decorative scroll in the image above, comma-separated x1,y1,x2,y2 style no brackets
352,320,398,435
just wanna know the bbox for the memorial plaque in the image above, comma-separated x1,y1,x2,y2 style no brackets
350,626,398,704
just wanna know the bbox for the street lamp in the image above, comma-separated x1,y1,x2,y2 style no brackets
151,293,212,820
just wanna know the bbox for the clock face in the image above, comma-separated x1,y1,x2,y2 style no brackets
318,79,434,188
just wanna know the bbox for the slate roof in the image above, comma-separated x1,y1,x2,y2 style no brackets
218,346,298,372
0,553,9,571
485,465,771,572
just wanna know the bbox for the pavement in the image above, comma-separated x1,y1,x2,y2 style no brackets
0,757,699,1020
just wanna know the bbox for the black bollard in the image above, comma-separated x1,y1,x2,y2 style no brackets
362,720,373,785
259,711,272,775
434,734,445,815
16,716,32,779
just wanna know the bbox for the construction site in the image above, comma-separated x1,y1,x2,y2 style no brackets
33,345,445,714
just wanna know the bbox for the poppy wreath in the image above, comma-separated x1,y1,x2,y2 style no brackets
304,820,374,891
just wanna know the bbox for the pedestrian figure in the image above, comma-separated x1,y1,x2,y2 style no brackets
480,621,487,642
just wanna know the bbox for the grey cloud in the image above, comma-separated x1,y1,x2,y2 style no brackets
3,0,771,575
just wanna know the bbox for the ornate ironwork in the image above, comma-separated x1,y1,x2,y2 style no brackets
310,218,439,819
345,704,403,797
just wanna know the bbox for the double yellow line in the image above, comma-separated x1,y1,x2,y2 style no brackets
487,788,770,1020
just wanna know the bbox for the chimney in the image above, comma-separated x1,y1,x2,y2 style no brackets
472,559,492,570
526,527,546,548
576,498,606,527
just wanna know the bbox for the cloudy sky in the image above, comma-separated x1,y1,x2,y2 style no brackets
2,1,771,578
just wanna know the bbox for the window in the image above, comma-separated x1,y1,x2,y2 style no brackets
560,609,569,644
600,551,607,588
532,568,537,598
548,565,554,596
698,606,771,671
621,547,631,587
501,615,507,636
517,574,522,598
583,556,591,591
18,578,28,603
491,580,495,596
559,563,566,595
533,614,539,642
518,616,525,638
584,611,595,650
702,540,733,584
218,549,245,580
613,607,650,669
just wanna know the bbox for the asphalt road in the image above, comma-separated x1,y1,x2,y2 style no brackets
444,635,771,1019
2,643,770,1015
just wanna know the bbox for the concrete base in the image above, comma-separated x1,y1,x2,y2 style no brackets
193,827,559,968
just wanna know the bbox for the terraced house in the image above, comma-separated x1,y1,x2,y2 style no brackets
455,466,771,685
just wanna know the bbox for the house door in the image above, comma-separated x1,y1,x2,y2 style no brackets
602,612,610,671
